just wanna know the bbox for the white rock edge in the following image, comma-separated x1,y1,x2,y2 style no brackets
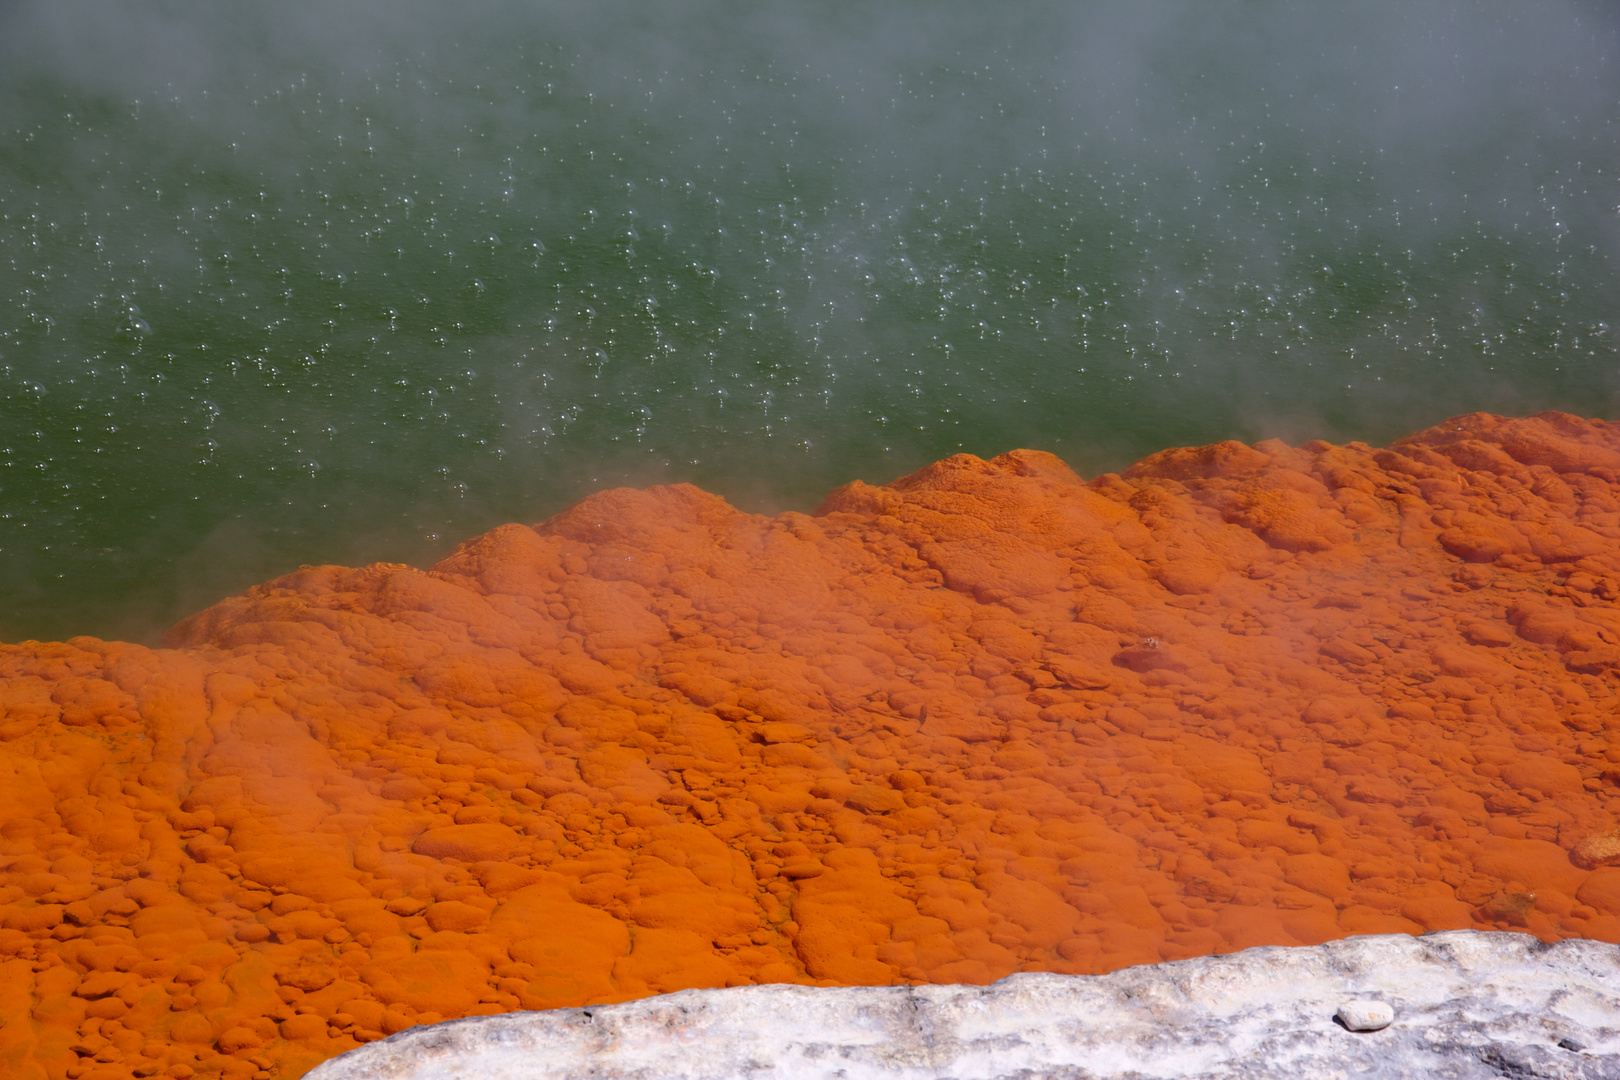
306,930,1620,1080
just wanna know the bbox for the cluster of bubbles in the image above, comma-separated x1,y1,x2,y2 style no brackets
0,1,1616,641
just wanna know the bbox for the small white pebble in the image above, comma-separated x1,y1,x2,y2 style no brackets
1336,1001,1394,1032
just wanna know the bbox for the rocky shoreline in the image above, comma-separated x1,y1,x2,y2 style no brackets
307,930,1619,1079
5,413,1620,1080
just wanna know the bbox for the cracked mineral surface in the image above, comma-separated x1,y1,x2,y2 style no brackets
3,411,1619,1079
304,930,1620,1080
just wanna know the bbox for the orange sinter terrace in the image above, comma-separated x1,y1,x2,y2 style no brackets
3,410,1620,1080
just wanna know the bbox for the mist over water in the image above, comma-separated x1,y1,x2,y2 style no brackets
1,1,1617,643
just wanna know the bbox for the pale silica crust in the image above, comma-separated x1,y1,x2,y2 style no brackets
307,931,1618,1080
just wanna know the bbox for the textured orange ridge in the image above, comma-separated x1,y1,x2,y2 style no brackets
4,411,1620,1080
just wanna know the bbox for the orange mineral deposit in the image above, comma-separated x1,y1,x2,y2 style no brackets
3,410,1620,1079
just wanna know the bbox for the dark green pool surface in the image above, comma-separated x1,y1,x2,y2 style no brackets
2,2,1616,643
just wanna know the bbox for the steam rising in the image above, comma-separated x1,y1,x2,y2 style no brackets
0,1,1616,642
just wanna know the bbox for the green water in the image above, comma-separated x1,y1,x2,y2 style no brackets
1,2,1617,643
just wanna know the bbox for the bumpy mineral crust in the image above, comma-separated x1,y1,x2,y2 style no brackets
303,930,1620,1080
2,411,1620,1079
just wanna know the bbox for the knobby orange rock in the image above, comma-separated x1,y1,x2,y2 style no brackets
2,410,1619,1080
